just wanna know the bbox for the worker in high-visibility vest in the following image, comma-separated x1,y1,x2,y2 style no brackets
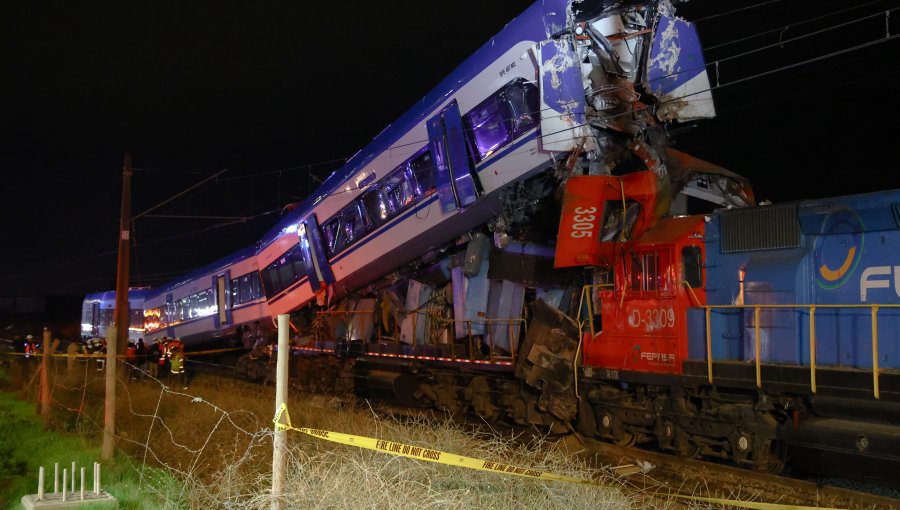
168,344,188,390
24,335,39,359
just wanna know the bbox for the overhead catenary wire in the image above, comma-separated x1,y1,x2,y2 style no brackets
645,6,900,86
705,0,887,50
691,0,785,23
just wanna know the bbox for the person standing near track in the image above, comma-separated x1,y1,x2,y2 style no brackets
148,337,161,380
136,338,148,379
168,343,188,390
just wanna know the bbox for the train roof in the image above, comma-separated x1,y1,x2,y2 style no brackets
144,244,258,300
84,288,151,304
259,0,550,250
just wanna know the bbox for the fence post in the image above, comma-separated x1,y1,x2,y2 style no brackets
272,314,290,510
39,327,53,422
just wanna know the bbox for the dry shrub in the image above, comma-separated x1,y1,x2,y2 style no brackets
14,360,674,509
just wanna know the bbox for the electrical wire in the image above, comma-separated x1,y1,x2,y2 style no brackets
691,0,785,23
645,7,900,86
705,0,887,50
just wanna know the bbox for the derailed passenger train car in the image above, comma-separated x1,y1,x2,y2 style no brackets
81,288,149,342
253,0,739,322
141,246,269,345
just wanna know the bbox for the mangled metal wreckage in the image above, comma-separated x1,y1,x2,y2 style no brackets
253,0,753,428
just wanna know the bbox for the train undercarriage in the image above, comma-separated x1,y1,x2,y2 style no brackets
234,287,900,488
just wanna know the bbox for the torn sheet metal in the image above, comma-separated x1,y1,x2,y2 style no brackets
541,0,570,38
537,39,592,152
648,14,715,120
515,299,580,421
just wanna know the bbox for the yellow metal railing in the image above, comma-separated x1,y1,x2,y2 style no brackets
575,284,614,398
703,303,900,399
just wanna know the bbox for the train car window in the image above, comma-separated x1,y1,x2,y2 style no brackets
276,263,295,291
410,151,436,196
506,81,539,138
98,309,114,327
323,218,342,256
463,79,539,163
239,275,252,304
682,246,703,288
261,269,276,298
341,201,368,247
630,250,671,295
250,272,262,299
261,244,306,298
362,188,390,227
129,309,143,329
178,298,186,320
198,290,213,315
384,167,415,214
290,247,307,282
231,278,240,302
466,93,512,161
144,307,165,331
190,294,201,318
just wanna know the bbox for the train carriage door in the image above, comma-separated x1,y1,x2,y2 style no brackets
91,301,100,336
300,215,335,291
427,100,479,213
213,272,232,328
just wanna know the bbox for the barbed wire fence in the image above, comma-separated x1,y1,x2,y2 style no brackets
1,343,742,509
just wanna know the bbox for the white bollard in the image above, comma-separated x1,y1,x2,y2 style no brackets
62,468,67,502
71,461,75,490
54,463,59,494
94,462,100,494
37,466,44,500
80,466,85,500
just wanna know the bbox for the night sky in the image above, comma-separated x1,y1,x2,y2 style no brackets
2,0,898,298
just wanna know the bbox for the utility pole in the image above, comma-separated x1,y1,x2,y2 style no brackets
113,153,133,354
103,153,133,461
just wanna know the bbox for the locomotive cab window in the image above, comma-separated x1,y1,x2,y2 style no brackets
682,246,703,288
629,249,671,296
600,200,641,242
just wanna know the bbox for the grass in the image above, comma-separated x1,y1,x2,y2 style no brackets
0,357,669,510
0,374,182,509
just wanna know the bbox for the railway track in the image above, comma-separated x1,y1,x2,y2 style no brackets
185,350,899,509
567,434,900,509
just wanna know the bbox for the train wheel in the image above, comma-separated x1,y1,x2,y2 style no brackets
755,440,786,474
615,431,636,447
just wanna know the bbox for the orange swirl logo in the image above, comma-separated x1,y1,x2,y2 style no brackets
814,209,864,289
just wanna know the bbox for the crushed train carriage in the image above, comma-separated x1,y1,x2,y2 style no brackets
81,0,900,484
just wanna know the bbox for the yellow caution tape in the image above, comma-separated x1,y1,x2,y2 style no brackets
272,403,845,510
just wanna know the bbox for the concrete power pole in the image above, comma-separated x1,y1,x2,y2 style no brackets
102,153,133,461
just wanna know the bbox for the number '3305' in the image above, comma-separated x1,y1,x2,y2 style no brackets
570,206,596,238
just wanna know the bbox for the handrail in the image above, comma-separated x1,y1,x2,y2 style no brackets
681,281,702,307
702,303,900,399
575,284,615,399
